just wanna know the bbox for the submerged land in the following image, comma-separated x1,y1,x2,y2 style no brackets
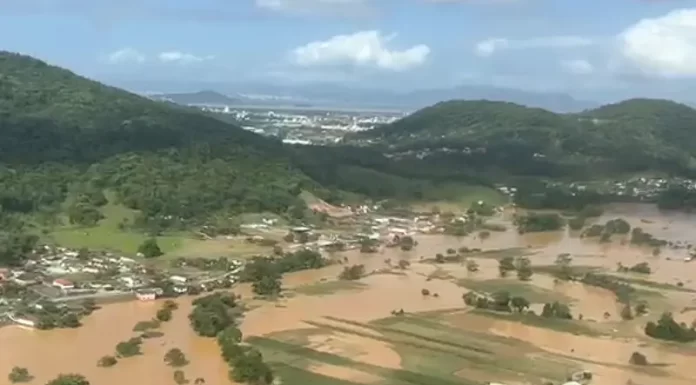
2,52,696,385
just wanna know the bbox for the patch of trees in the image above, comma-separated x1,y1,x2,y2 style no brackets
581,273,635,304
45,374,90,385
240,249,327,296
189,293,240,337
97,355,117,368
617,262,651,275
657,185,696,210
463,290,531,313
541,302,573,319
644,312,696,343
339,264,366,280
630,228,667,248
133,319,160,332
497,256,533,281
514,213,564,233
138,238,163,258
580,218,631,242
156,300,178,322
8,367,32,383
115,337,143,357
164,348,189,368
0,230,39,267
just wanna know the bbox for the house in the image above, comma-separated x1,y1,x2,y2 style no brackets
135,289,157,301
52,279,75,290
170,275,188,284
120,276,136,288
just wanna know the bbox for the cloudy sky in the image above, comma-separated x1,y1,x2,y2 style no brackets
2,0,696,100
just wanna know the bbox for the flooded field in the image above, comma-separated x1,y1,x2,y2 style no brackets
2,204,696,385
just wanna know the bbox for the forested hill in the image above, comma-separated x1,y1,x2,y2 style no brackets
0,52,311,231
347,98,696,179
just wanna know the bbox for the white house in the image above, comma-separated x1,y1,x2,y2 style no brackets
170,275,187,284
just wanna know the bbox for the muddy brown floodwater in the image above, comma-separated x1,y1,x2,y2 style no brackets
2,204,696,385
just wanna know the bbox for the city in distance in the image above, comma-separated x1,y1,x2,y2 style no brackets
2,2,696,385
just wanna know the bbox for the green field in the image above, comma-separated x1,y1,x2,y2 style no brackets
409,184,507,213
293,281,368,296
42,192,190,255
248,311,581,385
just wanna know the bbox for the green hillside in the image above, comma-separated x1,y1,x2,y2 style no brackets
0,52,487,257
348,98,696,179
0,52,310,238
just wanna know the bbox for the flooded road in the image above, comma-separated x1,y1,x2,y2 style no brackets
2,204,696,385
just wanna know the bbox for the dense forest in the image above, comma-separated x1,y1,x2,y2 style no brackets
347,98,696,179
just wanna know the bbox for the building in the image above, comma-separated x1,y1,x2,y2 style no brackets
0,268,9,281
170,275,188,284
52,279,75,290
135,289,157,301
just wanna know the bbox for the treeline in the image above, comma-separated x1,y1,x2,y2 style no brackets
189,293,274,384
239,249,327,296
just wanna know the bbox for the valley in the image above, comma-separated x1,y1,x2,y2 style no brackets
2,52,696,385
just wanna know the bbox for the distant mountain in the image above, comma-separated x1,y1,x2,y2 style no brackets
149,90,239,106
119,80,597,113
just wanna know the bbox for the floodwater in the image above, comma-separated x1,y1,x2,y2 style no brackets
2,203,696,385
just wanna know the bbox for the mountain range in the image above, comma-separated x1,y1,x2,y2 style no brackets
135,82,597,113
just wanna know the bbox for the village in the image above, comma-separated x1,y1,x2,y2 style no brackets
0,198,498,330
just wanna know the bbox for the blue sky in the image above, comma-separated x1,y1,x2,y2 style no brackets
2,0,696,100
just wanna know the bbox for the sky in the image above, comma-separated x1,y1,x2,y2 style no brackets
2,0,696,101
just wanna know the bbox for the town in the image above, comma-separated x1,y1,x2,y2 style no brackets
198,105,404,145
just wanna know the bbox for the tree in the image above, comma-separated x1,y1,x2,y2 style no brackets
516,257,533,281
115,338,142,357
498,256,515,277
97,356,117,368
229,348,274,385
8,367,32,383
164,348,189,367
621,304,634,320
466,259,479,272
173,370,188,385
156,308,173,322
252,275,282,296
629,352,648,366
60,313,81,328
339,264,365,281
511,296,530,312
45,374,90,385
138,238,163,258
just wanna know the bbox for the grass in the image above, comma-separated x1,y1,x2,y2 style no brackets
293,281,368,296
468,309,606,337
409,184,507,213
250,312,580,385
45,197,188,255
456,278,572,303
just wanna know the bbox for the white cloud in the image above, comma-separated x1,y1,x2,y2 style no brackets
561,59,594,75
106,48,145,64
474,36,594,57
157,51,214,64
619,8,696,78
291,30,430,71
